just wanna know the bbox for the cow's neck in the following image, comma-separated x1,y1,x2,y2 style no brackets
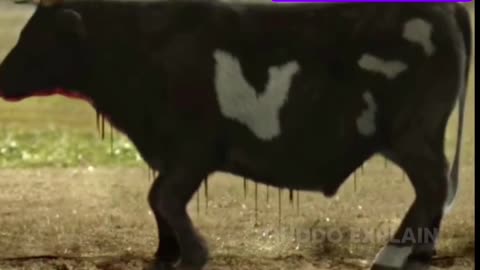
59,1,174,168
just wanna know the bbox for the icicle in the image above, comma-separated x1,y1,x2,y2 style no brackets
296,190,300,216
254,183,258,225
96,110,101,134
289,189,294,205
360,163,365,175
204,178,209,213
243,178,247,200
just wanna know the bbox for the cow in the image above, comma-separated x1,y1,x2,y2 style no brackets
0,0,472,269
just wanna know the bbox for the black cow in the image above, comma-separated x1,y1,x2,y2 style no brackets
0,0,472,269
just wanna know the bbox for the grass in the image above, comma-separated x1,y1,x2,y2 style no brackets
0,128,143,168
0,91,143,168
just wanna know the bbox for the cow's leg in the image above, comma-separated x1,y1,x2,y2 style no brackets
148,170,208,270
371,140,450,270
148,179,181,268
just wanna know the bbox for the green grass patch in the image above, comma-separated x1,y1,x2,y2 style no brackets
0,96,146,168
0,129,143,168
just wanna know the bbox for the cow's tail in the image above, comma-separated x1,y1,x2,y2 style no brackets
444,4,472,214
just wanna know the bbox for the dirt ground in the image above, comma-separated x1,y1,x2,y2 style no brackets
0,158,475,270
0,1,476,270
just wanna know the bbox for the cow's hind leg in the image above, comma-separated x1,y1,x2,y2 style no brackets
371,136,451,270
148,170,208,270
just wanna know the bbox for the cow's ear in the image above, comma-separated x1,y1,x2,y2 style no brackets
55,9,87,41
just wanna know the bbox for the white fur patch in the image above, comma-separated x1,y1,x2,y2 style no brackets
213,49,300,140
356,91,377,136
358,54,408,79
373,245,413,268
403,18,435,56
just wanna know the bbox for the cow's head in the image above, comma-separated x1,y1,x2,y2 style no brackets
0,0,88,101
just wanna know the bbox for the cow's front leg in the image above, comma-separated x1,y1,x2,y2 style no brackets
148,184,181,269
148,170,208,270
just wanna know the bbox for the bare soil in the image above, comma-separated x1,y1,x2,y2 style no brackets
0,163,475,270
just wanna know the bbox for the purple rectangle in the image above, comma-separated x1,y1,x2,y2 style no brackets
272,0,470,2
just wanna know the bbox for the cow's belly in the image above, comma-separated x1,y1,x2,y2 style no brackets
221,95,378,195
223,138,373,196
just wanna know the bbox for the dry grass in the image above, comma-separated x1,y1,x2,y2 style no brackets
0,1,476,270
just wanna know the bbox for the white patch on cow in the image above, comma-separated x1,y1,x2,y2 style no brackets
356,91,377,136
372,245,413,268
403,18,435,56
358,54,408,79
213,49,300,140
